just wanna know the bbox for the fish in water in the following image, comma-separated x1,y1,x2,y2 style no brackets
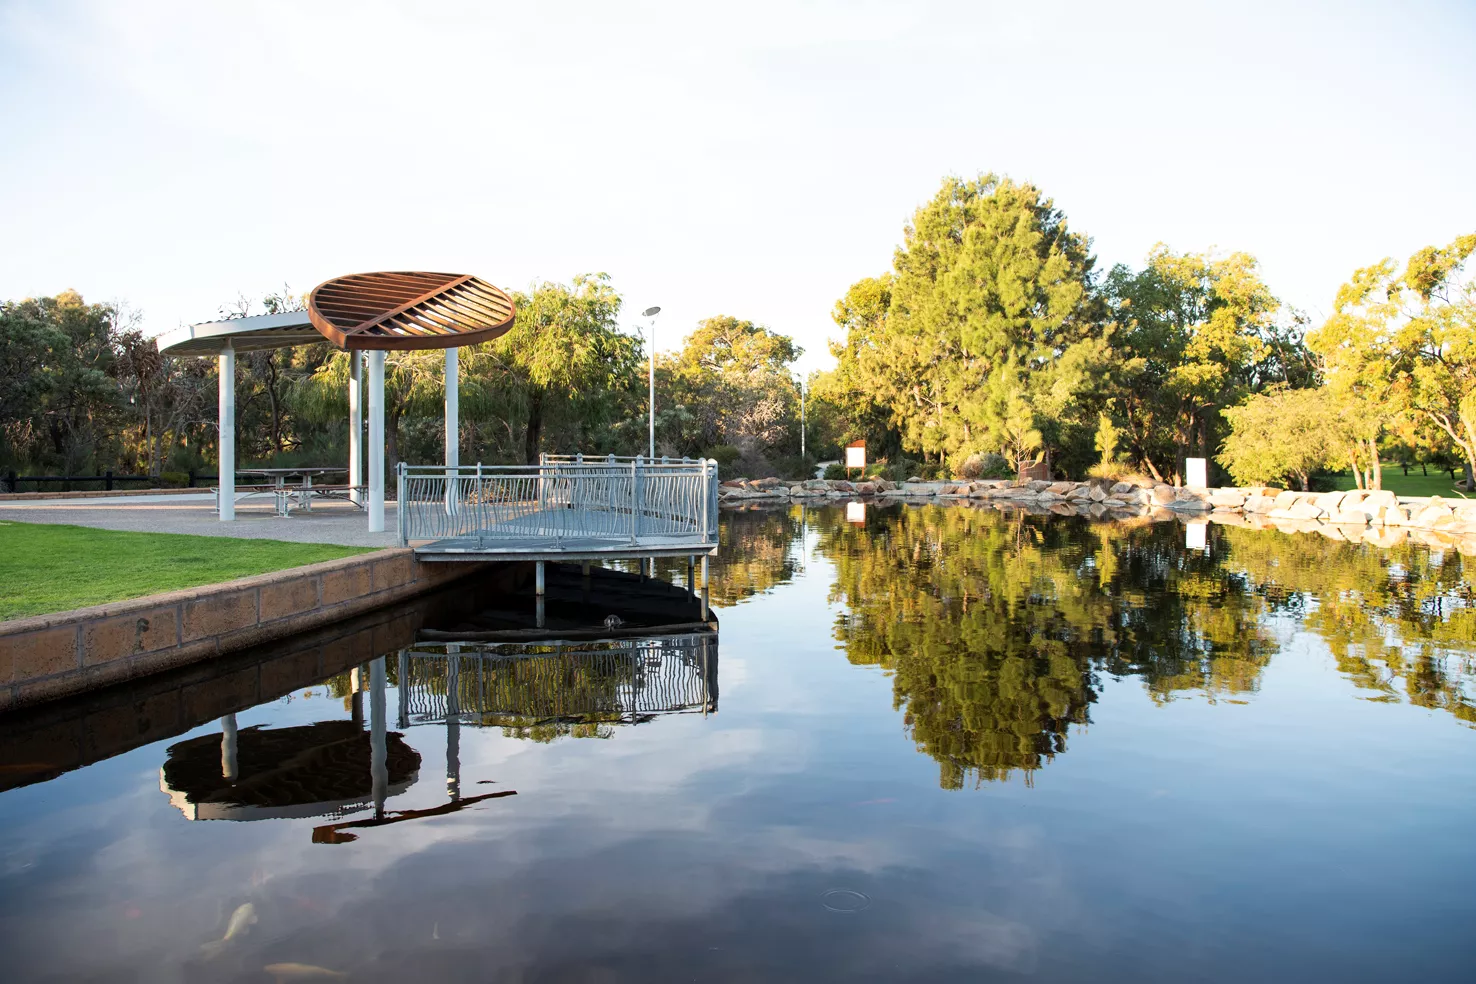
603,614,624,629
200,902,257,958
263,963,348,981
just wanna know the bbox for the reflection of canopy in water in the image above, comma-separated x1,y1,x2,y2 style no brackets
397,634,718,728
159,720,420,821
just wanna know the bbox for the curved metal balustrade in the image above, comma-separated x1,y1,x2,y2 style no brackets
395,634,718,728
398,456,719,559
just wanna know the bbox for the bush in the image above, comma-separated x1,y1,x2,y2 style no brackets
953,451,1010,480
771,454,818,481
823,463,848,480
157,471,191,489
1086,462,1156,486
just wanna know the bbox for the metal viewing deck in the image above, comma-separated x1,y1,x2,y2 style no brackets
398,455,719,561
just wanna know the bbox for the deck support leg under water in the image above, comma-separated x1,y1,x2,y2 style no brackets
701,555,710,621
370,656,387,819
220,713,238,781
535,560,546,629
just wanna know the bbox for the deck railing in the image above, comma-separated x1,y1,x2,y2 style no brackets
396,455,719,548
395,634,718,726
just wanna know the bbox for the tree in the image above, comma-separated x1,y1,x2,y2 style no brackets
465,274,642,464
659,315,802,468
1102,246,1298,483
824,174,1099,468
1309,234,1476,487
1218,387,1339,489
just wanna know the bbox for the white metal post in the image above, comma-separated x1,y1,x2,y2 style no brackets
348,351,363,506
445,347,459,514
218,345,235,521
648,321,656,458
368,350,386,532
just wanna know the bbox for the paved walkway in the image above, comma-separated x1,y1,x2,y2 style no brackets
0,493,400,548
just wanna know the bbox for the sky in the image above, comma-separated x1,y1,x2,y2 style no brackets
1,0,1473,375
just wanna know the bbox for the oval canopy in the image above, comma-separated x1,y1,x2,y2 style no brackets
308,271,516,351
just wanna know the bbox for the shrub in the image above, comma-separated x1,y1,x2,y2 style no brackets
157,471,191,489
1086,462,1156,486
823,463,848,480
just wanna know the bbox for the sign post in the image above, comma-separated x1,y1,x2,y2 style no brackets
844,440,866,478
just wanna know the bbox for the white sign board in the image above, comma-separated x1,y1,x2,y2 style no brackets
1185,457,1208,489
845,445,866,470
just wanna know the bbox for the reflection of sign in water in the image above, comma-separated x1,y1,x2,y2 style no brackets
845,440,866,471
1185,457,1208,488
846,501,866,525
1185,521,1208,551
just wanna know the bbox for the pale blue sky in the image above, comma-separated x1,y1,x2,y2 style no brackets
2,0,1472,373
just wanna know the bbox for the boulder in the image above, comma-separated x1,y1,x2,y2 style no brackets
1169,498,1212,512
1244,494,1276,513
1151,485,1176,505
853,482,877,495
1208,490,1247,509
1287,501,1324,521
1273,490,1303,510
1103,498,1127,507
1046,481,1076,495
1111,481,1136,495
752,477,781,489
1028,480,1053,492
1089,486,1108,502
1361,489,1397,511
1313,490,1346,512
1415,503,1456,529
1326,509,1369,526
904,476,925,484
1069,486,1095,500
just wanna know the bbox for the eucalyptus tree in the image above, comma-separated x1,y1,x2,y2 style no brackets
1309,233,1476,487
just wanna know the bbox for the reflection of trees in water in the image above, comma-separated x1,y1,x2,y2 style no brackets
707,506,803,606
814,504,1476,788
1213,528,1476,725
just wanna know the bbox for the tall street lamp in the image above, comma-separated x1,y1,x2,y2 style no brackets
642,306,661,458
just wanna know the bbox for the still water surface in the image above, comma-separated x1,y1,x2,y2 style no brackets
2,504,1474,982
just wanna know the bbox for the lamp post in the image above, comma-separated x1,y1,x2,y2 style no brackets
799,374,806,459
642,306,661,458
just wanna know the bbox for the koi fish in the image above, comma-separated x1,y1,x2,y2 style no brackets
200,902,256,958
264,963,348,981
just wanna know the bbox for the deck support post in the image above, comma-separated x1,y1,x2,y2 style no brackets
217,345,235,521
701,555,710,621
687,555,695,595
535,560,546,628
370,655,387,819
397,649,409,729
367,350,386,533
446,645,460,802
348,352,363,506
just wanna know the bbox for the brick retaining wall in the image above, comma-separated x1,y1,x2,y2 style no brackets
0,548,483,711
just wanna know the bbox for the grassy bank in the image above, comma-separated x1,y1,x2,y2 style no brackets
1322,468,1471,499
0,521,373,621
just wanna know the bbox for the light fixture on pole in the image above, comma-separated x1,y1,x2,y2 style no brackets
798,373,806,459
642,306,661,458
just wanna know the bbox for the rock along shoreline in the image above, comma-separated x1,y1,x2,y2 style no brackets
718,476,1476,554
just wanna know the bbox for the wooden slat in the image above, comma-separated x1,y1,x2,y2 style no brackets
308,271,517,351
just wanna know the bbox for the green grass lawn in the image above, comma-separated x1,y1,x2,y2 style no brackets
1322,466,1472,499
0,522,373,621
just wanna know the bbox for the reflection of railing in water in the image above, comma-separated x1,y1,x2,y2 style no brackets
396,634,718,728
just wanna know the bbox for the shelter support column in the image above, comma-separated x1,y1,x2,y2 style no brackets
368,350,386,533
218,345,235,521
349,352,363,506
445,347,459,513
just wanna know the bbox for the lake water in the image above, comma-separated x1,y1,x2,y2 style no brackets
2,503,1474,982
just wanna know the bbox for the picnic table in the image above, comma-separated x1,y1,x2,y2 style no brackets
215,467,364,517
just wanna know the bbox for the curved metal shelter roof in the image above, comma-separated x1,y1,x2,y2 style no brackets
155,271,517,356
154,309,319,355
308,271,516,351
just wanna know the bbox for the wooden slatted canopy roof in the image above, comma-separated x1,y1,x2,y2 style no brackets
308,271,516,351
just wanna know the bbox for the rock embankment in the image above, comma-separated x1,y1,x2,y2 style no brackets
718,477,1476,551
